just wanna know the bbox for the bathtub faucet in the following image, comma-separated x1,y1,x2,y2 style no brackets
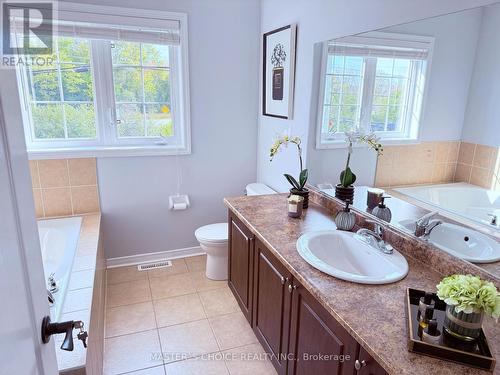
415,211,439,238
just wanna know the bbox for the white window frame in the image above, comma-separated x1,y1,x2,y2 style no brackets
16,2,191,159
316,31,434,149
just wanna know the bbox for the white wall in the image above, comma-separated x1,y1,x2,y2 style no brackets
61,0,260,259
385,9,482,142
462,4,500,147
257,0,499,192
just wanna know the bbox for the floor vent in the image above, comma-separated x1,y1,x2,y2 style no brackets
137,260,172,271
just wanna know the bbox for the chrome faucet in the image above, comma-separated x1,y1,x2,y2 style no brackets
415,211,439,237
356,221,394,254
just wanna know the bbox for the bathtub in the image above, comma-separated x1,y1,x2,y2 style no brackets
38,216,82,320
394,183,500,231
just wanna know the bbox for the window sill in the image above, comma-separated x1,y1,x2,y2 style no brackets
316,137,420,150
27,145,191,159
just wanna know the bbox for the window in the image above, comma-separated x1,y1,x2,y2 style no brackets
317,32,433,148
16,5,190,157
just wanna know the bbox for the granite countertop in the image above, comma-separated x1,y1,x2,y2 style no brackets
224,194,499,375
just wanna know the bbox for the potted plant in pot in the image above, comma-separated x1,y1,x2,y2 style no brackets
437,274,499,342
336,130,383,202
270,135,310,208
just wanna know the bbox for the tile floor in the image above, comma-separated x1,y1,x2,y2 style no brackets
103,255,277,375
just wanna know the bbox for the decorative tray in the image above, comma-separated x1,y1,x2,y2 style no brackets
405,288,496,371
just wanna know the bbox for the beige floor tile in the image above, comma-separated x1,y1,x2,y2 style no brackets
106,301,157,338
164,353,229,375
107,279,151,308
185,255,206,272
209,311,258,351
149,272,196,300
154,293,206,328
104,330,163,375
128,365,166,375
147,258,189,278
190,271,226,292
158,319,219,363
223,343,277,375
107,265,148,285
199,287,239,317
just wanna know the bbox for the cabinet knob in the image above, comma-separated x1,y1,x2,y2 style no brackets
288,283,298,293
354,359,367,371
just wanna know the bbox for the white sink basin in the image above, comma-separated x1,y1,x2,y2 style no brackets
398,220,500,263
296,230,409,284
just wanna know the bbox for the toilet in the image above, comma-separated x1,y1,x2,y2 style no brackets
195,183,277,280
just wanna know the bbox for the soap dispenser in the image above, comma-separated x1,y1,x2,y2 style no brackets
372,196,392,223
335,199,356,231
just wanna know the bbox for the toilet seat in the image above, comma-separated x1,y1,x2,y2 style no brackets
195,223,228,244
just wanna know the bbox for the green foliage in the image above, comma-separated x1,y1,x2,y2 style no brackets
28,37,171,140
340,167,356,187
284,169,308,191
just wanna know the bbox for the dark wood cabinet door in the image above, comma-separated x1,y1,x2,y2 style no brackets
228,213,254,324
252,240,292,375
356,347,388,375
288,281,358,375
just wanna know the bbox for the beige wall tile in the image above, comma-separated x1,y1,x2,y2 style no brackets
458,142,476,165
434,142,450,163
374,165,392,188
68,158,97,186
444,163,456,182
33,189,44,218
42,187,72,217
29,160,40,188
470,167,494,189
431,163,447,183
377,146,396,166
473,144,495,169
71,186,100,214
38,159,69,188
418,142,436,163
454,163,472,183
448,141,460,163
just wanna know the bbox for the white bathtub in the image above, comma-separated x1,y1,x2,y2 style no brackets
38,216,82,320
394,183,500,231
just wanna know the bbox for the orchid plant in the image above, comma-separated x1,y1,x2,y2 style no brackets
270,135,308,191
340,129,383,188
437,274,500,320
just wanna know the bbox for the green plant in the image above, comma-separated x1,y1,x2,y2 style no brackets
436,274,500,320
339,130,383,187
270,135,308,191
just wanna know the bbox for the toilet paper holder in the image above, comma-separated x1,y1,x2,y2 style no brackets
169,195,190,210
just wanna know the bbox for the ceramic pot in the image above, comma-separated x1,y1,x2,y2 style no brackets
335,211,356,231
335,184,354,203
290,188,309,209
443,304,484,341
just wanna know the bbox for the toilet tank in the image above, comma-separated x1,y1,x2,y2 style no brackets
245,183,277,196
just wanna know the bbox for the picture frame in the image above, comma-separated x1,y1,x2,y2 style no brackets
262,24,297,119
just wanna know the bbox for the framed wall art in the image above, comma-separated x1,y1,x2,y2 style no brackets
262,24,297,119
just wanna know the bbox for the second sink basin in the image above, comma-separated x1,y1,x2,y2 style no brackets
296,230,409,284
398,220,500,263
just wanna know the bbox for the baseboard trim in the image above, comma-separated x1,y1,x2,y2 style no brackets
106,246,205,268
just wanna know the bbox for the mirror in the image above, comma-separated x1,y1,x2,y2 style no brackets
306,4,500,279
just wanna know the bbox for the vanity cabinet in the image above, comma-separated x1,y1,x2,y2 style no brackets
228,213,254,323
227,211,388,375
287,280,358,375
356,347,388,375
253,239,292,375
